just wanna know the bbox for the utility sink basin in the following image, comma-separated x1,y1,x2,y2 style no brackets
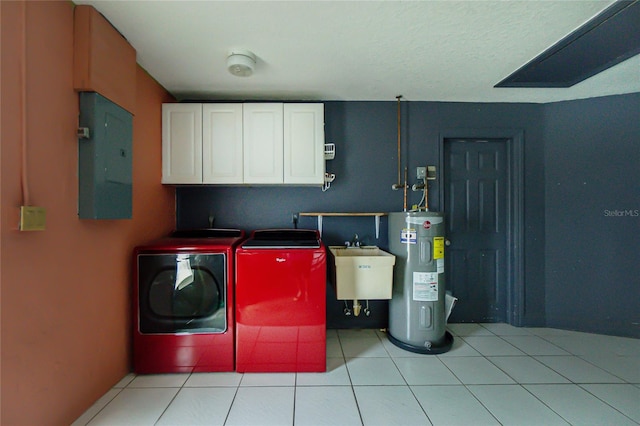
328,246,396,300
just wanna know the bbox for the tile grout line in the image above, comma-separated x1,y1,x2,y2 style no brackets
338,330,365,426
77,325,639,425
445,327,573,424
153,373,189,425
222,380,242,426
461,383,507,425
518,383,576,426
80,386,125,426
575,353,635,384
441,327,506,426
381,329,436,424
576,383,640,424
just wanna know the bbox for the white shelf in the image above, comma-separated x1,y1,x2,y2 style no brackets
299,212,387,238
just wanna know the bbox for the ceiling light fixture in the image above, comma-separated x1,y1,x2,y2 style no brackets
227,49,256,77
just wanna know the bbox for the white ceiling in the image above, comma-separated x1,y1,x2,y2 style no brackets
75,0,640,103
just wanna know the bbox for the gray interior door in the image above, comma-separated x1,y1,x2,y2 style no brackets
444,138,508,322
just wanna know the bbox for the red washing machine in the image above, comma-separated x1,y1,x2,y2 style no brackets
133,229,245,373
235,229,326,373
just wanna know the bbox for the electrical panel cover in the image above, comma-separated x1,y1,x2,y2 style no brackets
78,92,133,219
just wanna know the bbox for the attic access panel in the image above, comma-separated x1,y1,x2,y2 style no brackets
78,92,133,219
495,0,640,88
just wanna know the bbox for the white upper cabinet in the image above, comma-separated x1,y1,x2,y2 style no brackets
162,102,324,185
243,103,284,184
284,103,325,185
162,104,202,184
202,104,243,184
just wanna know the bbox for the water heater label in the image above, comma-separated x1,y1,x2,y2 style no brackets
433,237,445,259
413,272,438,301
437,258,445,274
401,228,417,244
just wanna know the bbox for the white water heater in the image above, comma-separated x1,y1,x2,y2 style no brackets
387,211,453,354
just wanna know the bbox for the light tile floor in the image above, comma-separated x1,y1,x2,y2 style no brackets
73,324,640,425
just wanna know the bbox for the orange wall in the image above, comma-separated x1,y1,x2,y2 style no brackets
1,2,175,424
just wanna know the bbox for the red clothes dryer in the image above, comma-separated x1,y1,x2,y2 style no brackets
133,229,244,373
235,229,326,373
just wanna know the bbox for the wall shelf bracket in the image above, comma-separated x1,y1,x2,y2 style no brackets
298,212,387,238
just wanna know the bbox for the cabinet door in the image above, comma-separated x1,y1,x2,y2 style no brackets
202,104,243,184
162,104,202,184
284,104,325,185
243,103,284,184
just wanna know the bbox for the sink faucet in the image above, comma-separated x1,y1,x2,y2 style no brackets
345,233,362,248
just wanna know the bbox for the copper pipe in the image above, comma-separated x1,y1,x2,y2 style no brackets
396,95,402,186
424,181,429,211
392,93,408,215
403,167,408,212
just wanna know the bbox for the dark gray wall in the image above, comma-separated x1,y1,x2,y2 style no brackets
402,102,547,327
177,95,639,335
544,93,640,338
177,100,548,329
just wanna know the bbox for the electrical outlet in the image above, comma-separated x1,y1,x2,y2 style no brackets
416,166,426,179
19,206,46,231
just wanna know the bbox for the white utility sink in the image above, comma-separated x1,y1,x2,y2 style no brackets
328,246,396,301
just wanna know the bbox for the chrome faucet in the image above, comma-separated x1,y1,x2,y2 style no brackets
345,233,362,248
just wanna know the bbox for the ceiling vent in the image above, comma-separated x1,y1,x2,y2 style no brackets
495,0,640,88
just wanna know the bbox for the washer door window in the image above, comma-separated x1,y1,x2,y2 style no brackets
138,253,226,334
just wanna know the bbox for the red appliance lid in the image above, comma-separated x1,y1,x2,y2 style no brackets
170,228,244,238
242,229,320,249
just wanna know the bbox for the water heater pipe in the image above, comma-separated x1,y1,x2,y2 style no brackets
424,182,429,211
391,96,407,208
403,167,408,212
396,95,402,186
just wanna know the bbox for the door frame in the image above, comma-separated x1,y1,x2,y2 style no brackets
438,129,524,326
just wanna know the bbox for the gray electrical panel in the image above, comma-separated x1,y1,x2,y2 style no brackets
78,92,133,219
